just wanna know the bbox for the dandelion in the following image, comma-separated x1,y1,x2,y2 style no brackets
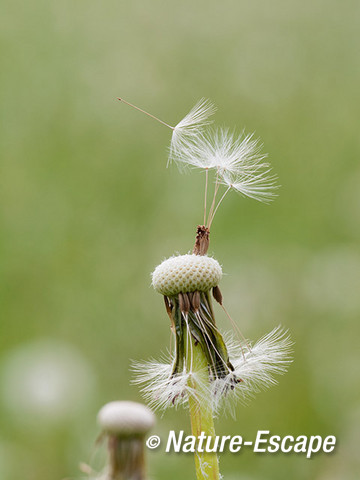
118,97,291,480
132,226,291,479
90,401,155,480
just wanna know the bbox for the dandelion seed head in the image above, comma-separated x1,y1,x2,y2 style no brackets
152,254,222,297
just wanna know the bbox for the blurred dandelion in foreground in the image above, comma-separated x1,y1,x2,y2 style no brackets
118,97,291,480
0,340,95,427
86,401,155,480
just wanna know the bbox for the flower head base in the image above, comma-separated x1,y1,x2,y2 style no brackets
152,254,222,297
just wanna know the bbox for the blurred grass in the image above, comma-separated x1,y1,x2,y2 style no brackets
1,1,360,479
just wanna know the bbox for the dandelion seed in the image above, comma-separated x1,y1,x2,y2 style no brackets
211,327,293,414
133,360,211,410
170,127,268,175
117,97,278,214
169,126,278,226
170,98,217,157
220,169,279,204
117,96,216,162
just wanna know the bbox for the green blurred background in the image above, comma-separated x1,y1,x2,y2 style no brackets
1,1,359,479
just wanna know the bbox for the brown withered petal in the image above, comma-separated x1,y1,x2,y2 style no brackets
212,285,223,305
192,291,201,311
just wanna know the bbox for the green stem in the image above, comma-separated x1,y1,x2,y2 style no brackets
186,333,220,480
108,435,146,480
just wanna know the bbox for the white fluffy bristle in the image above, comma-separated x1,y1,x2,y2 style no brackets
152,254,222,297
97,401,155,436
